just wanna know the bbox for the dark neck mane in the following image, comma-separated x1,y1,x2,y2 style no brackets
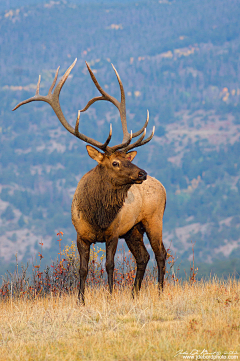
78,166,131,229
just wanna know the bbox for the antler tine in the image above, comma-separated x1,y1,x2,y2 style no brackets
111,64,129,142
109,130,133,152
140,126,155,146
132,110,149,138
75,110,81,134
111,64,125,103
49,66,60,94
53,59,77,99
80,96,107,113
111,66,150,140
123,126,155,152
101,123,113,150
124,128,146,152
36,75,41,95
12,74,43,111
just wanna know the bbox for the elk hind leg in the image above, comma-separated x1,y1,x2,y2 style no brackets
77,235,90,304
124,223,150,297
143,218,166,291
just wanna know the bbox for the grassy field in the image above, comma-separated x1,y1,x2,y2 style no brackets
0,279,239,361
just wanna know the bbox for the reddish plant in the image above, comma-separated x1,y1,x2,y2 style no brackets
0,232,192,300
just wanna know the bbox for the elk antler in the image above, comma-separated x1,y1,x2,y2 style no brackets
12,59,155,153
122,111,155,152
82,62,154,152
12,59,112,151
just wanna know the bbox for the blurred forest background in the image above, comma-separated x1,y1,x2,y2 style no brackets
0,0,240,278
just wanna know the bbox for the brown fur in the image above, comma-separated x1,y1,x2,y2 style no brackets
71,147,167,304
74,165,132,230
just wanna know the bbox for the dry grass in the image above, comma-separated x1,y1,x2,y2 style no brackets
0,279,239,361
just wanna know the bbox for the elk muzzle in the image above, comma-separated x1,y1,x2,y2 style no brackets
136,169,147,183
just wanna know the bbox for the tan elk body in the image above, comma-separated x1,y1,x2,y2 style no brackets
13,59,167,303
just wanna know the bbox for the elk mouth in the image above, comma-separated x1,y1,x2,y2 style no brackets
132,169,147,184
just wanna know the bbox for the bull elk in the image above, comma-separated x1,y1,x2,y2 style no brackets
13,59,167,303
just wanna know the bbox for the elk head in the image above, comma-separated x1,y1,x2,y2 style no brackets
86,146,147,186
12,59,155,163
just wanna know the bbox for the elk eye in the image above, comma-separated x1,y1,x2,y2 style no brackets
112,161,119,167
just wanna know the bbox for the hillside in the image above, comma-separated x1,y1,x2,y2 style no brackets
0,0,240,275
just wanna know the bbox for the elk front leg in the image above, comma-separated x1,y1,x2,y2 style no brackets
77,235,90,304
105,237,118,294
124,224,150,297
143,218,167,291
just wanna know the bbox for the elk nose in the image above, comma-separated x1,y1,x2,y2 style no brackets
138,170,147,180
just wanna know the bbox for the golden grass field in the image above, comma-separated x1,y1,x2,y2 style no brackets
0,279,239,361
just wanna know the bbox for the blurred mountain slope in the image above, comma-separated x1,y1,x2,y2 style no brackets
0,0,240,274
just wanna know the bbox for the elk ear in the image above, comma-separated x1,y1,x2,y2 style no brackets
86,145,104,163
126,151,137,162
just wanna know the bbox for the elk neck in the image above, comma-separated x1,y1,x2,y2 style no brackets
78,164,132,230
